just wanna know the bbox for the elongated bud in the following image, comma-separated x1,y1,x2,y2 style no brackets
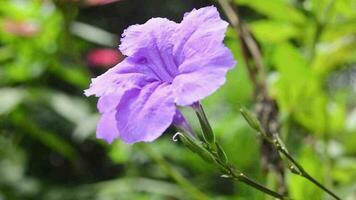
240,108,262,132
177,133,215,163
193,102,215,145
215,142,228,164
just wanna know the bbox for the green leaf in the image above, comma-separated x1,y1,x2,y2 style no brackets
250,20,300,43
11,111,77,160
108,141,131,164
322,20,356,41
50,65,90,89
72,114,99,141
0,88,25,115
270,43,328,134
48,92,91,124
312,35,356,76
235,0,306,24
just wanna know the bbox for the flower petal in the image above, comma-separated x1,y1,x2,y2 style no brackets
84,59,155,97
97,91,123,113
116,81,176,144
172,45,236,106
96,110,119,143
119,18,179,82
119,18,177,56
173,6,229,65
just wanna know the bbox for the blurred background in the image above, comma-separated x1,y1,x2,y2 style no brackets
0,0,355,199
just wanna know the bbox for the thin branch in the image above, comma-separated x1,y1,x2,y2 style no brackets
193,104,288,199
277,145,341,200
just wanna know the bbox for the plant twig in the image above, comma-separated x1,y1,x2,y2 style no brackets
240,108,341,200
276,143,341,200
185,104,289,199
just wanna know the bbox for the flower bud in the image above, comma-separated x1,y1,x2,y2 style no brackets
215,142,228,164
178,133,215,163
193,103,215,145
240,108,262,132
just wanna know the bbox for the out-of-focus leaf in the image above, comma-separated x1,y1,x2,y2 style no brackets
327,99,346,134
0,46,13,62
108,140,131,164
42,178,187,200
0,0,63,84
214,113,259,169
0,135,40,197
332,157,356,184
48,92,99,141
270,43,310,109
308,0,355,23
322,20,356,41
48,92,91,124
306,0,331,20
72,114,99,141
12,111,77,160
50,65,90,88
235,0,306,24
333,0,356,18
313,35,356,76
0,88,25,115
250,20,300,43
5,62,45,82
0,135,26,184
70,21,117,47
270,43,331,134
346,108,356,131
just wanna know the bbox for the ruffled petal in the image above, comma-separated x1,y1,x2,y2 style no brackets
173,6,229,65
172,45,236,106
97,91,123,113
119,18,179,82
84,59,155,97
116,81,176,144
96,110,119,143
119,18,177,56
86,59,160,143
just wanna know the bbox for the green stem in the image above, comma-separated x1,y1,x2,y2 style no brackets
210,148,288,199
277,146,341,200
237,173,288,199
240,107,341,199
190,104,288,199
140,144,211,200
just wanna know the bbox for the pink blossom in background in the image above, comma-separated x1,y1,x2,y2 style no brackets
87,48,124,68
3,20,39,37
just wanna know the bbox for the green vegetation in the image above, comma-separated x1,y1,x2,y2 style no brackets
0,0,355,199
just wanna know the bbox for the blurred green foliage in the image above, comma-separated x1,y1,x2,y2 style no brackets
0,0,355,199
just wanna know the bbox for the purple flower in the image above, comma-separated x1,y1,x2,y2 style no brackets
85,6,236,144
